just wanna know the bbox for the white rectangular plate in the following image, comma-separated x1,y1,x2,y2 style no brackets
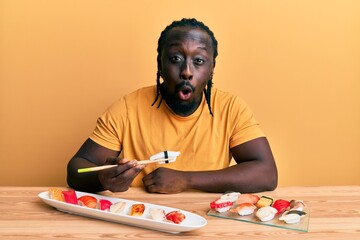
38,190,207,233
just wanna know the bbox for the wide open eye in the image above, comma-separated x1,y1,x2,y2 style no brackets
194,58,205,65
170,56,183,63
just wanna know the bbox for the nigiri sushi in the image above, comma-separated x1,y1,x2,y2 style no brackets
98,199,112,211
220,192,241,202
279,213,301,224
272,199,290,214
62,190,78,205
255,206,278,222
210,192,240,213
210,198,234,213
256,196,274,208
231,203,257,216
289,200,306,211
279,210,306,224
130,204,145,216
78,195,97,209
48,188,64,202
110,201,126,213
149,208,166,221
236,193,260,205
165,211,186,224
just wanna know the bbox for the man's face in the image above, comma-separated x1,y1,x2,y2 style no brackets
160,27,215,116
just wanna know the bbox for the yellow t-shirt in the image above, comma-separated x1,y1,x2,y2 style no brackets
90,85,265,186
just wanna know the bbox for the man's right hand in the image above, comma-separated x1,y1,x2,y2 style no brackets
98,157,145,192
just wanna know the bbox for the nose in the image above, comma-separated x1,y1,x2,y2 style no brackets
180,61,193,80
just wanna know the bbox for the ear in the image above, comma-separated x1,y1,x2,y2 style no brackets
158,69,162,77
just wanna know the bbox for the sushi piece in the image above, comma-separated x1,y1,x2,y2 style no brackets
279,213,301,224
236,194,260,205
272,199,290,214
255,206,278,222
110,201,126,213
210,198,234,213
285,210,307,216
62,190,78,205
289,200,306,211
165,211,186,224
78,195,97,209
231,203,257,216
220,192,241,202
98,199,112,211
279,210,306,224
130,204,145,216
149,208,166,221
256,196,274,208
48,188,64,202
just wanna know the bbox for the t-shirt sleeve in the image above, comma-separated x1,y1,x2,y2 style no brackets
89,98,127,151
229,96,265,148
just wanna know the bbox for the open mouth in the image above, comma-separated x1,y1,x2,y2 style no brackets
178,86,193,100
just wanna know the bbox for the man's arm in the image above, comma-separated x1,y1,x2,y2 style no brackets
67,138,145,193
188,137,278,193
67,138,120,192
143,137,278,193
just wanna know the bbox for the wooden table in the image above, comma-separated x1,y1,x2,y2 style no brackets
0,186,359,239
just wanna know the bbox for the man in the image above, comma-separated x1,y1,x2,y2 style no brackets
67,18,278,194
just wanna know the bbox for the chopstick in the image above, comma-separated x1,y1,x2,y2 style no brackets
77,158,175,173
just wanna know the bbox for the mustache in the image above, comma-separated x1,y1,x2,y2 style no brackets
175,81,195,92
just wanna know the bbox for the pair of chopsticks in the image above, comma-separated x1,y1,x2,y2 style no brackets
77,158,175,173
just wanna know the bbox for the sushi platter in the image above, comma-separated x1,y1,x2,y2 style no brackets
39,188,207,233
207,192,310,232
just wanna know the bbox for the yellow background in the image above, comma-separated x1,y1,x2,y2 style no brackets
1,0,359,187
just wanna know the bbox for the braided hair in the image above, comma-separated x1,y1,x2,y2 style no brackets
151,18,218,116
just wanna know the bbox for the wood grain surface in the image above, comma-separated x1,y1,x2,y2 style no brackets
0,186,359,239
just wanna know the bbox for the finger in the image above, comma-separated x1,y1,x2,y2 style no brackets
146,184,158,193
110,160,138,176
105,157,132,166
105,157,120,165
99,161,143,192
142,175,155,187
117,158,131,164
112,164,144,185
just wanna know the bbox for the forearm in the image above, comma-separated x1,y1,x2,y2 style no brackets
185,160,278,193
67,157,105,193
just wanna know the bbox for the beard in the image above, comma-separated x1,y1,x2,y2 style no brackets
160,82,202,116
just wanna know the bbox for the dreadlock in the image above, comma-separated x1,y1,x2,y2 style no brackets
151,18,218,116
